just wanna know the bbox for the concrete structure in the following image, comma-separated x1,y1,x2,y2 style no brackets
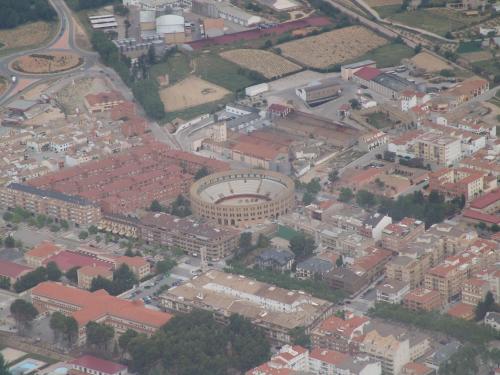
381,218,425,253
139,212,239,261
30,282,172,346
429,167,485,201
84,91,124,113
376,279,410,304
415,131,461,167
77,265,113,290
341,60,376,81
0,183,102,226
190,169,295,227
403,288,443,312
156,15,186,43
255,248,294,272
192,0,261,26
295,79,343,107
160,270,334,344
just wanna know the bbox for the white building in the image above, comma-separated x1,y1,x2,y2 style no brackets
485,311,500,330
309,348,382,375
245,83,269,97
376,279,410,304
216,2,261,26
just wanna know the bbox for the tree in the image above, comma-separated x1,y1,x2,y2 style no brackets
46,261,62,281
4,236,15,248
0,354,11,375
79,231,89,240
289,233,315,261
65,267,80,283
429,190,444,204
302,191,315,205
336,255,343,267
349,98,361,110
239,232,252,250
0,278,10,290
86,321,114,351
119,328,138,355
356,190,377,208
414,43,422,54
147,45,156,65
170,195,191,217
10,299,38,334
290,326,311,348
88,225,98,235
156,259,177,274
475,291,496,321
150,200,163,212
194,166,209,180
328,170,339,183
60,220,69,230
14,267,48,293
90,276,114,294
338,187,353,203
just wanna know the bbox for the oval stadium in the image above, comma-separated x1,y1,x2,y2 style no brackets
190,169,295,227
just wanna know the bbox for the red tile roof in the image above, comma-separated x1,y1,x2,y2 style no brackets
310,348,348,365
463,209,500,225
470,189,500,210
0,260,32,279
447,302,475,320
44,251,112,273
26,241,61,259
354,66,382,81
69,355,127,375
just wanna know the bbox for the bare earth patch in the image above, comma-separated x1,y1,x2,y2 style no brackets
0,77,7,96
12,52,83,74
411,52,452,72
277,26,387,69
160,76,230,112
460,51,493,63
220,49,301,79
366,0,401,6
0,21,54,50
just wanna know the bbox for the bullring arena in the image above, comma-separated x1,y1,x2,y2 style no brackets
190,170,295,227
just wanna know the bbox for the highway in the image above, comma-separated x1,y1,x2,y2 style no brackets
0,0,98,105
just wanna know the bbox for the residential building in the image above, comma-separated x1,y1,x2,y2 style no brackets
30,282,172,345
415,132,462,167
0,183,102,226
402,362,434,375
255,249,295,272
160,270,334,344
326,268,367,296
114,256,150,280
429,167,486,201
358,213,392,241
376,279,410,304
351,247,392,283
386,256,423,290
462,277,489,305
69,355,128,375
484,311,500,330
77,265,113,290
245,345,310,375
447,302,475,320
403,288,443,312
84,91,125,113
25,241,62,268
139,212,239,261
381,218,425,253
0,260,32,286
309,348,382,375
295,257,334,279
424,341,461,371
311,313,370,354
44,250,112,273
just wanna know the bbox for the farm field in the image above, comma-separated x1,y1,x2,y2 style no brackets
12,52,83,74
357,42,414,68
461,51,492,63
277,26,387,69
159,76,230,112
366,0,401,7
220,49,301,79
473,59,500,79
0,22,57,57
373,4,401,18
411,52,452,72
389,8,488,36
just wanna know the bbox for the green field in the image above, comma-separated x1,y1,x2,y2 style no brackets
457,40,482,54
364,112,394,129
473,59,500,78
389,8,486,36
357,42,414,67
374,4,401,19
276,225,300,241
150,53,191,85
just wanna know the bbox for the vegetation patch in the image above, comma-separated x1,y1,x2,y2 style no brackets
457,40,482,54
356,42,414,68
0,0,56,29
12,52,83,74
0,21,57,56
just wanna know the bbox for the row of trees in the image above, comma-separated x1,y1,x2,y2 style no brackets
3,208,69,232
13,262,62,293
150,194,192,218
297,178,322,205
0,0,56,29
124,310,270,375
90,31,165,120
90,264,137,295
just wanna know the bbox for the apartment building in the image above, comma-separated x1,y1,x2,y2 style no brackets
24,241,62,268
30,282,172,345
386,256,423,290
77,265,113,290
358,213,392,241
160,270,334,344
403,288,443,312
0,260,32,286
139,212,239,261
376,279,410,304
429,167,486,201
415,132,461,167
309,348,382,375
461,277,489,305
311,314,370,354
246,345,310,375
381,218,425,253
0,183,102,226
114,256,150,280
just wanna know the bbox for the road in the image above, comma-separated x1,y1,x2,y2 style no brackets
0,0,98,105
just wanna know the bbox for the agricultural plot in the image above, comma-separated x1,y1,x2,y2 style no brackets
0,22,56,56
12,52,83,74
277,26,387,69
159,76,230,112
411,52,452,72
366,0,401,6
220,49,301,79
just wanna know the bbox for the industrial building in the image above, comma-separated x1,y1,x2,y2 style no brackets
295,78,343,106
156,14,187,43
192,0,262,26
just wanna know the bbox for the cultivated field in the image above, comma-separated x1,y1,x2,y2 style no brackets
461,51,492,63
277,26,387,69
366,0,401,7
0,22,55,53
12,52,83,74
220,49,301,79
160,76,230,112
411,52,452,72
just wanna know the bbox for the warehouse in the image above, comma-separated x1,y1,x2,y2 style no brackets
156,14,186,43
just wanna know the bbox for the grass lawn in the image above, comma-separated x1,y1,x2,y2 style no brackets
364,112,394,129
196,53,258,92
276,225,300,241
374,4,401,18
457,40,482,54
389,8,486,36
150,53,191,85
473,59,500,77
357,42,414,67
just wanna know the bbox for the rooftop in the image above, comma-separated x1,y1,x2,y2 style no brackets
0,260,32,279
69,355,127,374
